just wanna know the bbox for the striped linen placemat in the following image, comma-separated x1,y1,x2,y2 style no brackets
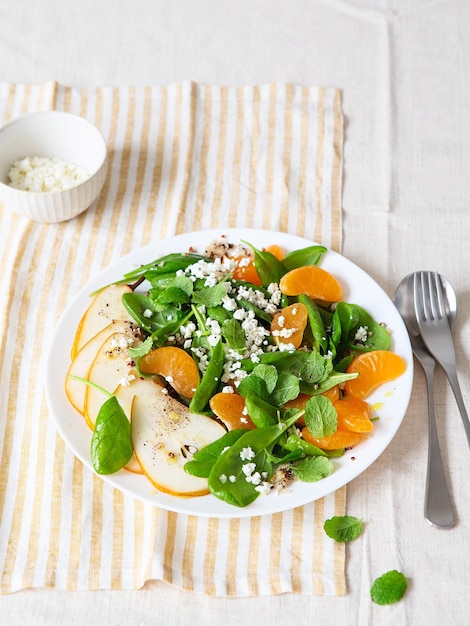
0,80,345,596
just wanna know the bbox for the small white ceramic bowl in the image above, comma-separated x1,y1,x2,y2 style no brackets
0,111,108,223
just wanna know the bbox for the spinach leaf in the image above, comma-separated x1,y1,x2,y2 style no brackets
118,252,205,283
184,429,248,477
242,241,286,286
189,339,225,413
127,335,153,358
282,245,327,271
244,393,278,428
298,294,329,354
346,304,390,352
283,433,327,457
207,425,280,507
122,293,159,332
300,370,358,395
221,318,246,353
91,395,133,475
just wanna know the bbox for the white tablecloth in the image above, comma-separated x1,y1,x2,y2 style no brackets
1,1,469,624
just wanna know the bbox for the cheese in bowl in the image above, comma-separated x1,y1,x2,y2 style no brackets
0,111,107,223
8,156,89,193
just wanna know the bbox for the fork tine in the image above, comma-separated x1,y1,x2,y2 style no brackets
425,272,438,321
413,272,423,320
413,272,425,321
433,271,446,320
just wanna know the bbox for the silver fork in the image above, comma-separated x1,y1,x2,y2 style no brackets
413,271,470,448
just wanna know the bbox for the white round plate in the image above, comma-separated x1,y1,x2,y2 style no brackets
45,228,413,518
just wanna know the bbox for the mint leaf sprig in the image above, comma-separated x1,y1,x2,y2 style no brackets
370,570,408,605
323,515,363,543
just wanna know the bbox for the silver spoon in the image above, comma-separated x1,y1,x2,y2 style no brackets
394,273,456,529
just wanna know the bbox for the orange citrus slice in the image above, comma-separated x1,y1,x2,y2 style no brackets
344,350,407,400
139,346,199,399
270,302,308,349
279,265,343,302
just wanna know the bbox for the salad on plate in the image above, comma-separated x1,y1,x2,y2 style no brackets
64,234,407,509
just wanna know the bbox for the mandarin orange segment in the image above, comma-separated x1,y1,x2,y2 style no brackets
279,265,343,302
264,244,284,260
209,392,256,430
301,426,367,451
344,350,407,400
270,302,308,349
232,255,262,285
139,346,199,399
334,398,374,433
322,385,340,403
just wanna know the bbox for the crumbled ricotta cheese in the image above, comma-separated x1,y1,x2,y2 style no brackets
8,156,89,192
118,374,136,387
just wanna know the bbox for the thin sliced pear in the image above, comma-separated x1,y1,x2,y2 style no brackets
84,331,142,430
114,376,164,474
66,320,140,416
71,284,134,360
131,391,226,497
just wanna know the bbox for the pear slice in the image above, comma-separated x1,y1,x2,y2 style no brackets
71,284,134,360
114,376,164,474
84,330,142,430
131,391,226,497
66,320,140,416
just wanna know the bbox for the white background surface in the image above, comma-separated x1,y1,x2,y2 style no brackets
2,1,470,624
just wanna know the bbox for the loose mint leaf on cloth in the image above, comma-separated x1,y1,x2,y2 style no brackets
370,570,408,605
323,515,363,543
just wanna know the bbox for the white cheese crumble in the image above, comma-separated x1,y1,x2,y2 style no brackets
118,374,136,387
354,326,369,343
240,446,256,461
8,156,89,192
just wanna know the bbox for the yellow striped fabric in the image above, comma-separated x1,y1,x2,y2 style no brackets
0,81,345,596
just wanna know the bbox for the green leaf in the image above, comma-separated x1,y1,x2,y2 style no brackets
283,433,327,457
299,351,330,384
300,370,359,396
118,252,205,283
192,282,229,307
292,455,334,482
128,335,153,358
269,371,300,406
237,375,269,402
221,318,246,353
282,245,327,271
323,515,363,543
304,395,337,438
242,240,286,285
184,429,247,477
244,394,278,428
189,339,225,413
298,294,329,354
370,570,408,605
90,396,133,475
252,364,278,394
